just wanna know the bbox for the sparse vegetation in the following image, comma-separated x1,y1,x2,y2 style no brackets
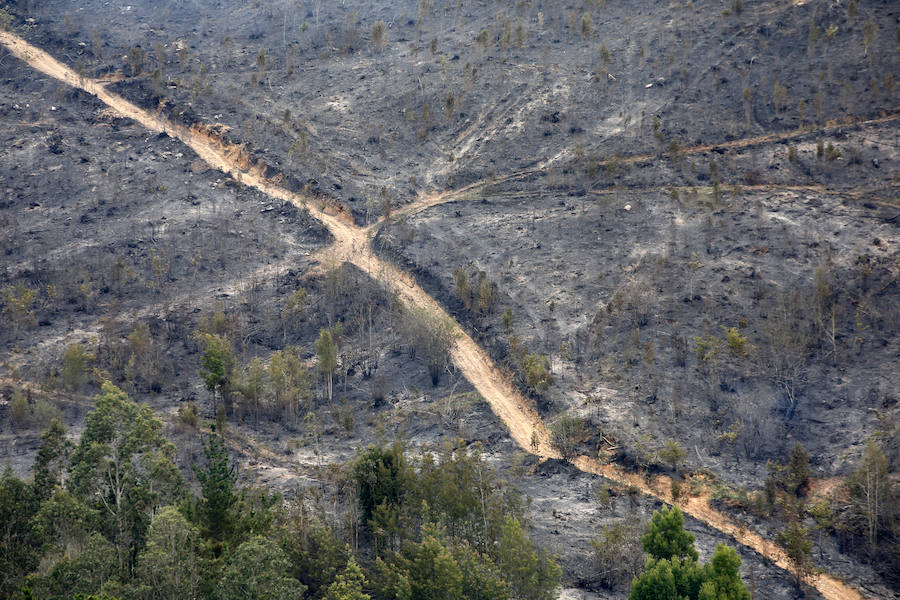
1,1,899,597
399,306,458,385
550,414,585,458
370,20,386,52
0,7,13,30
591,512,645,590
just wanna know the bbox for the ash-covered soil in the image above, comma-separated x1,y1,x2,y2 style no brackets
2,0,899,597
517,458,817,600
0,62,330,355
14,0,899,222
381,168,899,489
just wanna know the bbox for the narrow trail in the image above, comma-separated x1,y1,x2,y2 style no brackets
381,111,900,229
0,31,866,600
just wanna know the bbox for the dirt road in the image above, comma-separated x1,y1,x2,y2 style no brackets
0,30,866,600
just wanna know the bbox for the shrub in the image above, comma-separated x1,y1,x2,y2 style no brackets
722,326,751,358
177,403,199,428
10,388,28,429
522,352,553,395
400,307,458,385
659,440,687,473
591,513,644,589
777,521,813,590
453,268,471,309
32,399,61,429
371,20,387,51
550,415,585,458
476,278,497,314
0,7,12,30
671,479,683,502
579,13,593,40
692,335,721,364
62,343,93,391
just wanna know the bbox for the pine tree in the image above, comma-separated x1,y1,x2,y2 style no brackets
495,517,561,600
194,432,238,544
324,557,370,600
641,506,698,561
631,507,750,600
777,521,813,591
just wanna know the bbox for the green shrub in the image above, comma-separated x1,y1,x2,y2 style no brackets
522,352,553,395
33,399,59,427
371,20,387,51
0,8,12,31
62,343,93,391
659,440,687,473
10,388,28,428
692,335,721,364
591,513,644,589
722,326,751,358
177,403,199,428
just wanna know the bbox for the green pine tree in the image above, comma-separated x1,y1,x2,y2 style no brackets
641,506,699,561
323,557,370,600
630,507,750,600
194,432,238,544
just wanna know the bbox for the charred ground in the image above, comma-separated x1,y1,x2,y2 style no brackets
1,0,899,598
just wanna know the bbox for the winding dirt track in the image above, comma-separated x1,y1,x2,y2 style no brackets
0,31,866,600
385,112,900,229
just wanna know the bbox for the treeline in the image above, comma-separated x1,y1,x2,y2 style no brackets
0,382,560,600
712,437,900,588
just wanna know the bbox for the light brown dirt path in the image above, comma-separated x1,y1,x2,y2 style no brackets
0,31,865,600
573,455,865,600
0,29,560,458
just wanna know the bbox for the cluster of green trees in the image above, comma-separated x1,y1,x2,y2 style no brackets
452,269,497,315
803,432,900,582
0,383,561,600
1,380,768,600
629,507,750,600
197,333,312,427
351,442,561,600
590,505,753,596
397,307,457,386
1,382,186,600
734,438,900,588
